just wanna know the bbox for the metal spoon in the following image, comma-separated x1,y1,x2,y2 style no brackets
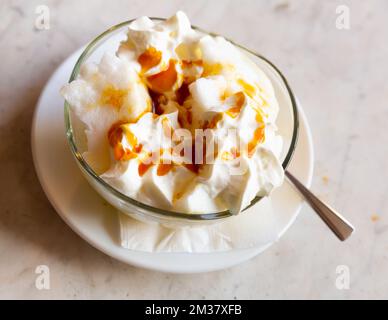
285,170,354,241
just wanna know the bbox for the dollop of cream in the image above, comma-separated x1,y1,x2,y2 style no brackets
61,11,284,214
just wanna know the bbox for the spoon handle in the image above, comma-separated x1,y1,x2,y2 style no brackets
285,170,354,241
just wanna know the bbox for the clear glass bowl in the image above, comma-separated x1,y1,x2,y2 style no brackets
64,18,299,225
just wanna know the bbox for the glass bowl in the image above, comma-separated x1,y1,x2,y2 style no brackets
64,18,299,226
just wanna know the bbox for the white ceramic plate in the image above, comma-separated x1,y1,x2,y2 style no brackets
31,48,314,274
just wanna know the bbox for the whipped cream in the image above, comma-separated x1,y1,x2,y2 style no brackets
61,11,284,214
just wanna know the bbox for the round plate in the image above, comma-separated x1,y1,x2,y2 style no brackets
31,48,314,274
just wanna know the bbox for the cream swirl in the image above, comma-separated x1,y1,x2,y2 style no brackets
61,11,284,214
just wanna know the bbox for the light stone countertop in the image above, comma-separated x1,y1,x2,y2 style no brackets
0,0,387,299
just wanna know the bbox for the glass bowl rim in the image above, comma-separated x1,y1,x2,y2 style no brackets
64,17,300,221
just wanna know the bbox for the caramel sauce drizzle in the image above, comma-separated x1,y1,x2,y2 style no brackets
247,112,266,157
176,82,190,105
237,79,256,99
202,63,223,77
148,89,167,115
100,85,127,109
138,47,162,72
146,59,178,93
225,92,246,118
138,160,153,177
108,122,143,161
203,113,223,130
157,162,174,176
182,60,203,68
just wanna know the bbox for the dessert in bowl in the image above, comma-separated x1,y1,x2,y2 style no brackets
62,12,298,225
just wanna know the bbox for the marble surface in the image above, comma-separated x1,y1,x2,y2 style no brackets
0,0,387,299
